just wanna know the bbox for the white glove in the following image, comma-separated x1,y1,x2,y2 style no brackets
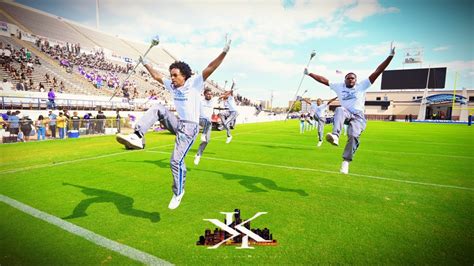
389,41,396,56
304,68,309,75
223,34,232,53
138,56,149,66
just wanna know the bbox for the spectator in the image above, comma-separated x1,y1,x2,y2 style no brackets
83,112,92,134
3,111,11,131
0,113,6,135
27,78,34,91
38,82,45,92
1,78,13,91
20,115,33,141
57,112,67,139
8,110,21,135
47,88,56,109
116,110,121,133
71,111,81,130
3,45,11,61
36,115,46,140
17,129,24,142
48,110,57,138
96,111,106,134
34,56,41,65
59,81,65,93
16,80,25,91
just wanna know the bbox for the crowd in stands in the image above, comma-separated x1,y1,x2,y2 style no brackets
2,34,257,109
36,38,142,98
0,109,122,143
234,94,252,106
0,40,73,95
0,41,42,91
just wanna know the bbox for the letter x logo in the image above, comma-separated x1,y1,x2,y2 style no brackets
204,212,271,249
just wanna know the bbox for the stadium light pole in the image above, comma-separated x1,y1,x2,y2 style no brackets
109,36,160,102
286,50,316,120
96,0,100,30
270,90,274,113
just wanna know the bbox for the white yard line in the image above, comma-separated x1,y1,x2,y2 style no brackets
0,143,174,175
146,150,474,192
213,139,474,159
0,194,172,266
2,128,470,191
243,132,470,147
0,130,261,175
0,128,270,176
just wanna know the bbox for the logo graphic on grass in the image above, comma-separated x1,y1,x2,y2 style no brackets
197,209,277,249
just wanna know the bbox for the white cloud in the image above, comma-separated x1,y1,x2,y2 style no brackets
75,0,405,106
344,30,366,38
344,0,399,22
318,41,405,63
428,60,474,72
94,0,397,47
319,53,368,63
433,46,449,52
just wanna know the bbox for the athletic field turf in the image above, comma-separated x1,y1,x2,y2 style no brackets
1,120,472,265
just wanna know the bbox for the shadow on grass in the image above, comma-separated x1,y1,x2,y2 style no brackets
123,158,308,196
62,183,160,223
194,168,309,197
257,143,315,151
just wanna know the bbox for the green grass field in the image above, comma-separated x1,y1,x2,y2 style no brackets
1,120,473,265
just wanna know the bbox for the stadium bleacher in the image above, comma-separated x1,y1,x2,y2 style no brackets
0,2,97,48
0,0,260,134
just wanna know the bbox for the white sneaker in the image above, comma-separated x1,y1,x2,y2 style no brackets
168,190,185,210
317,141,322,147
340,160,349,174
226,136,233,144
201,134,206,142
325,133,339,146
194,154,201,165
116,133,143,149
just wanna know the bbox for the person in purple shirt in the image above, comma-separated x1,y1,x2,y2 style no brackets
96,75,102,89
47,88,56,109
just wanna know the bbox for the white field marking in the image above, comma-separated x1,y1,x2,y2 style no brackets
0,194,172,266
210,139,474,160
146,150,474,192
242,132,470,147
0,143,175,175
0,128,270,176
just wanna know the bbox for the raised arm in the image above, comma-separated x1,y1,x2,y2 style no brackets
369,43,395,84
140,56,164,85
301,98,312,105
219,90,232,100
304,68,329,87
327,96,338,105
202,36,231,81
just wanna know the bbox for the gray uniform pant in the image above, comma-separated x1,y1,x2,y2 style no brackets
197,118,212,156
332,107,367,162
314,115,325,141
220,110,238,137
170,121,198,196
134,102,198,196
135,103,177,145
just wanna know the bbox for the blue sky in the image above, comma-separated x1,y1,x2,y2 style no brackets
16,0,474,107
